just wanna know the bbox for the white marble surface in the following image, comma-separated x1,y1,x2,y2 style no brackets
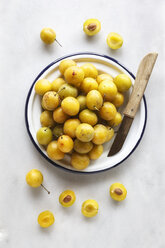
0,0,165,247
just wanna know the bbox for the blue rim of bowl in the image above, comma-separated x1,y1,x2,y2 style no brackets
25,52,147,174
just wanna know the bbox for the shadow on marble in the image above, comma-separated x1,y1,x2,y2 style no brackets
39,42,58,55
108,196,127,208
84,33,99,42
58,203,77,215
80,214,99,224
37,224,54,235
36,150,133,183
25,185,43,199
105,45,124,58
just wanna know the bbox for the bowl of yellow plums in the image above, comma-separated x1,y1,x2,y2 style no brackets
25,52,147,173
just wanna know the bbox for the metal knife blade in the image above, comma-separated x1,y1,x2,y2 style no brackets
108,116,133,156
108,52,158,157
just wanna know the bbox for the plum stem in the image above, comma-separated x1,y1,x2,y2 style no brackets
94,106,99,111
58,87,66,93
41,184,50,194
55,39,62,47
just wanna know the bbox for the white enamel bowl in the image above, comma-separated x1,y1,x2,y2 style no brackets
25,53,147,174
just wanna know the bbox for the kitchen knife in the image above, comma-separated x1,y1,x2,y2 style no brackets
108,52,158,157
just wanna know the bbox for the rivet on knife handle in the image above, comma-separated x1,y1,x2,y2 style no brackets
124,53,158,118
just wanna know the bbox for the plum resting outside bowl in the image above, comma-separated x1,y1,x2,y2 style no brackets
25,53,147,174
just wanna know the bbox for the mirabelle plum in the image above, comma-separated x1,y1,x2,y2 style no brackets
77,95,86,111
74,139,93,154
59,59,77,75
40,28,56,44
40,111,55,127
36,127,53,145
98,80,117,101
38,210,55,228
35,79,52,96
110,183,127,201
26,169,50,194
114,74,132,92
81,199,99,217
42,91,60,111
92,124,108,145
112,92,124,108
47,141,65,160
58,84,78,99
79,109,98,126
105,126,114,142
26,169,43,188
76,123,94,142
88,144,103,160
71,152,90,170
64,66,84,87
53,107,69,123
86,90,103,110
53,125,63,139
83,19,101,36
41,97,47,110
99,102,117,121
59,190,76,207
107,32,123,50
81,77,98,94
97,74,113,84
63,119,80,138
61,97,80,116
57,135,74,153
108,112,122,127
80,63,98,78
51,78,65,92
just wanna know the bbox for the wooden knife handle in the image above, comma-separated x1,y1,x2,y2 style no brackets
124,53,158,118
